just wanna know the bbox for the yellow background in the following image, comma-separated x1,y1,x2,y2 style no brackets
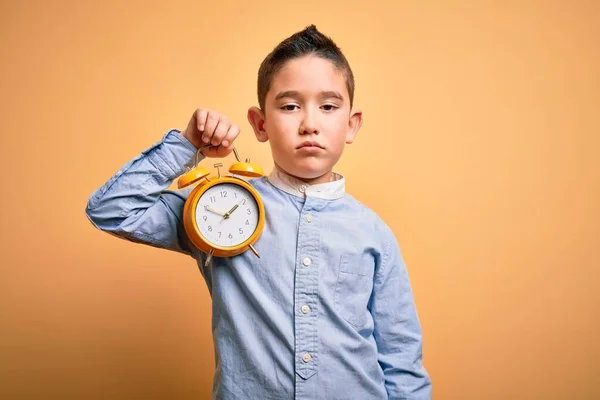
1,1,598,399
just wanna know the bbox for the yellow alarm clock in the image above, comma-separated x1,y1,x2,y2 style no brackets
177,146,265,266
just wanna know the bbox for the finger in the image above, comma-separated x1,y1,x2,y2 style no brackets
211,118,230,146
202,112,219,143
221,124,240,148
195,108,208,133
216,143,234,158
199,145,222,158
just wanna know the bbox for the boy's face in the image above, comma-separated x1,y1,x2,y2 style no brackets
248,55,362,184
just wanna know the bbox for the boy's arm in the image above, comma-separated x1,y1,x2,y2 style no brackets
85,108,241,256
85,129,200,255
370,225,432,399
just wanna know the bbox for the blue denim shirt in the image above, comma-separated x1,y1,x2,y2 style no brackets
85,129,431,399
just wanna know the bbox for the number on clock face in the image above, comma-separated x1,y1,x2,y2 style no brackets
195,183,260,247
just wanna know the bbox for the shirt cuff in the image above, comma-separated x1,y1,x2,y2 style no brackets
146,129,204,179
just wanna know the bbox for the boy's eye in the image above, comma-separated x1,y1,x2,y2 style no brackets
322,104,338,111
281,104,299,111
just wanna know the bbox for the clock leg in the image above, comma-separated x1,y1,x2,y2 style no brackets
249,244,260,258
204,249,214,267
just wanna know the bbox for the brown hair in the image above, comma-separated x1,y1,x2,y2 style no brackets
256,25,355,111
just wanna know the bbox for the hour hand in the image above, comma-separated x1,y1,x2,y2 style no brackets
224,203,240,218
206,206,226,216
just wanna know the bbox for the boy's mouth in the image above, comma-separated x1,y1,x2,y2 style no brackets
297,141,324,149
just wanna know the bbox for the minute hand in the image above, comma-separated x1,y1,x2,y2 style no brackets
206,205,226,216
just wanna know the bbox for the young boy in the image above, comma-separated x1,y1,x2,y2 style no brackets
86,25,431,399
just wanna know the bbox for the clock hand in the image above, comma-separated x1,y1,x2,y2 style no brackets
223,201,242,219
206,206,226,216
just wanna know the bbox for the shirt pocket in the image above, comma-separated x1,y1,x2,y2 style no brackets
333,252,375,328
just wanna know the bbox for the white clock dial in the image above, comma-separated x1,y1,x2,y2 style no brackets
195,183,260,248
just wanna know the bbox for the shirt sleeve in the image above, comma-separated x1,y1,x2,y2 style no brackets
370,224,432,399
85,129,203,257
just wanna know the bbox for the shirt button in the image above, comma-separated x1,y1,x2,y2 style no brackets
306,214,313,222
299,185,307,193
302,257,311,266
302,353,312,363
301,305,310,314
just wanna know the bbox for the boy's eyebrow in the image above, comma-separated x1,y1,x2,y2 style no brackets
321,91,345,101
274,90,345,101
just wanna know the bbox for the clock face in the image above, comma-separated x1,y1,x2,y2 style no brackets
195,182,260,248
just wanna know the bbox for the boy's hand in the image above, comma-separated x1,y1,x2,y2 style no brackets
182,108,240,158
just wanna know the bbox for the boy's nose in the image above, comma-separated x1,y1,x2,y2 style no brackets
299,112,320,135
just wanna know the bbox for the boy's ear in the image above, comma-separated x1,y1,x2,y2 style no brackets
247,107,269,143
345,108,363,144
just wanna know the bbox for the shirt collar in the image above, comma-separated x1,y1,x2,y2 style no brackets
267,165,346,200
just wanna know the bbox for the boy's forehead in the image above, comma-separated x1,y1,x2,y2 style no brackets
268,56,348,99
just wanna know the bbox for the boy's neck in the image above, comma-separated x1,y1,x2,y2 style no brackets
273,163,338,185
268,163,346,200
